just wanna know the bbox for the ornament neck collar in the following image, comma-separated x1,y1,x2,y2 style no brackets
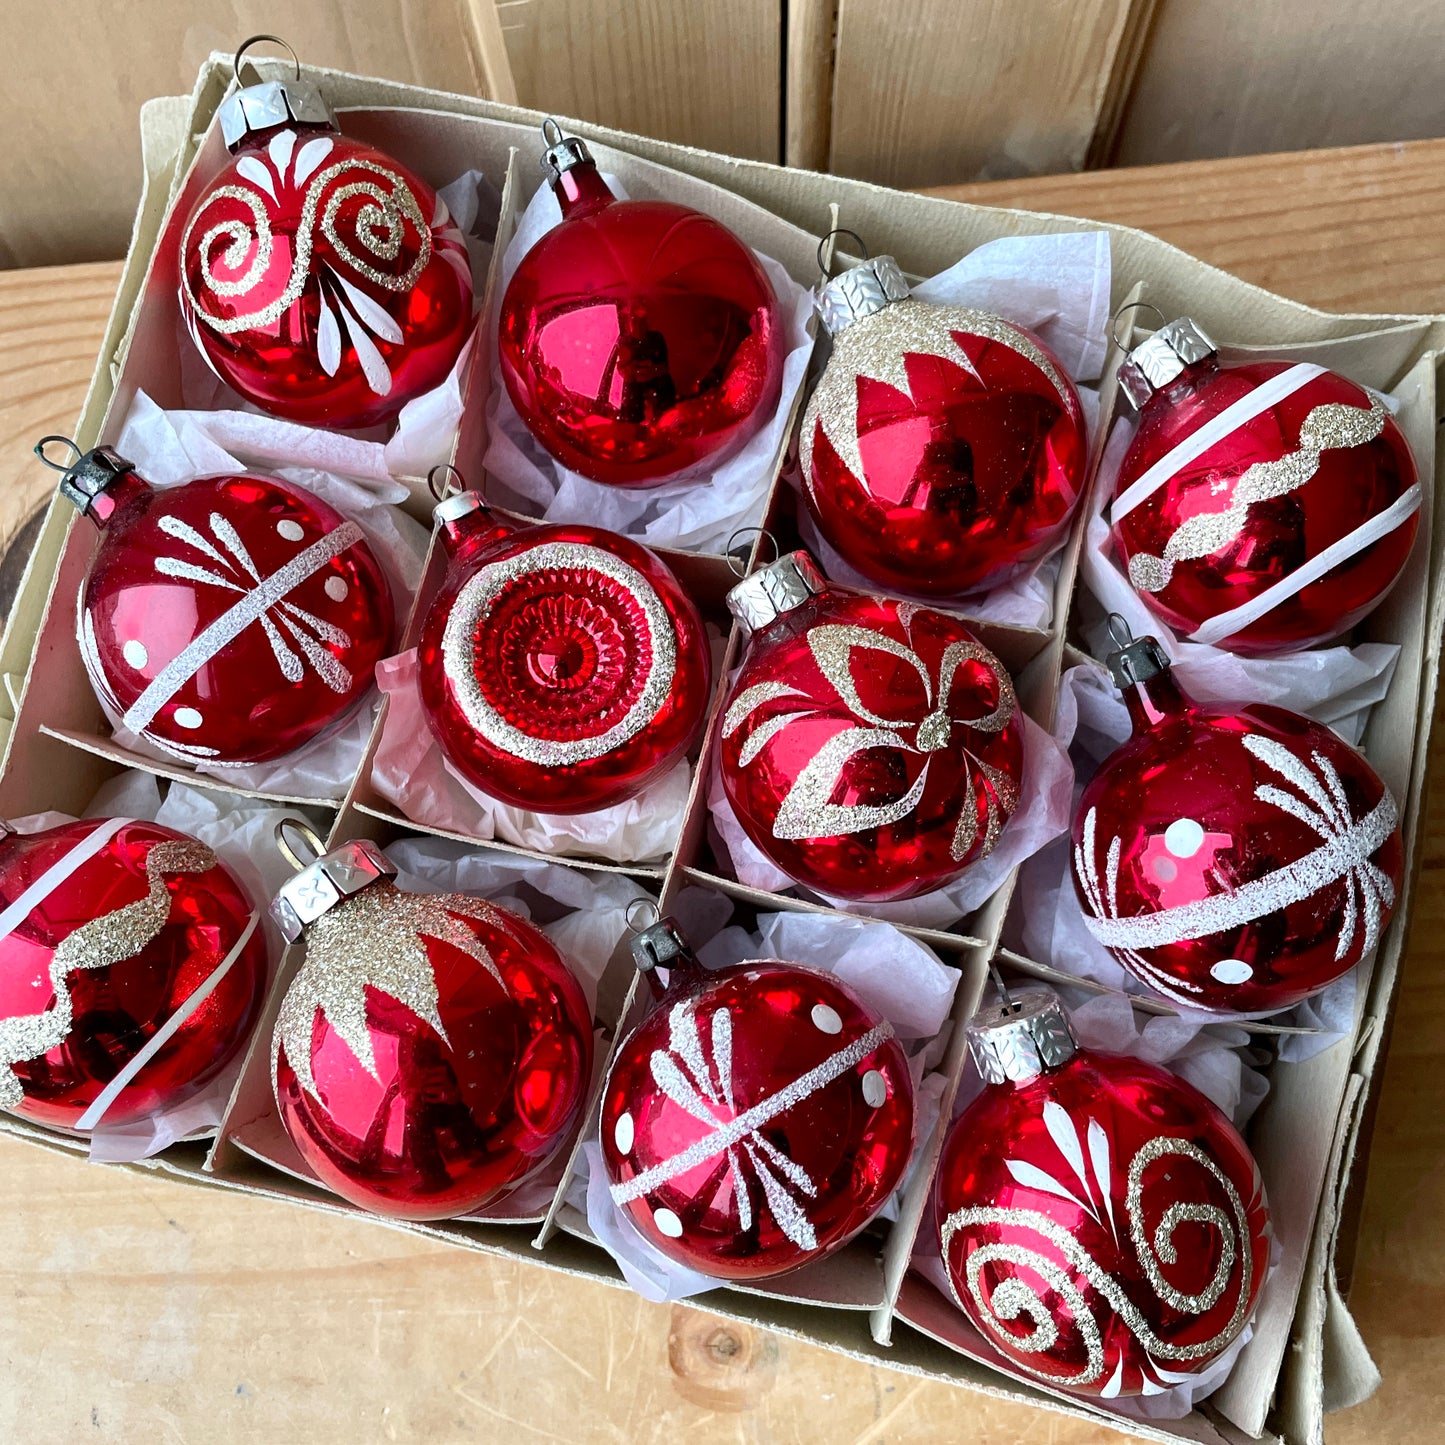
1117,316,1217,409
43,443,148,527
433,491,514,556
1104,615,1190,732
817,256,911,337
631,915,704,1003
967,989,1078,1084
219,79,335,151
538,121,615,219
271,829,395,942
725,550,826,634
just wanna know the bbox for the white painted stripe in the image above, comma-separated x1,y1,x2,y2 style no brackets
1111,363,1327,523
76,907,261,1132
1189,482,1422,647
121,521,364,736
0,817,129,950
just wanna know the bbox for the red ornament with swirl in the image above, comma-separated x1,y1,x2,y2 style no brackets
600,917,914,1280
416,492,712,814
0,818,267,1131
64,448,392,768
719,552,1024,902
1070,628,1401,1014
935,991,1270,1399
802,255,1087,597
178,71,472,430
270,839,594,1221
498,124,783,488
1110,318,1419,654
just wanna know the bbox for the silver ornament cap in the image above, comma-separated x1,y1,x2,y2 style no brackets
272,839,395,943
433,490,488,527
219,78,335,150
53,445,136,518
1102,613,1171,692
726,550,826,633
540,118,592,180
967,989,1078,1085
817,256,911,337
1117,317,1217,409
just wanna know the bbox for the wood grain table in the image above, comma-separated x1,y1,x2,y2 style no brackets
1,137,1442,1444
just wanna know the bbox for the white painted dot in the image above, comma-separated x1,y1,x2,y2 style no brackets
1164,818,1205,859
862,1070,887,1108
277,519,305,542
324,575,349,602
653,1206,683,1238
121,639,149,670
174,707,203,730
1210,958,1254,985
811,1003,843,1035
1152,857,1178,884
613,1112,634,1156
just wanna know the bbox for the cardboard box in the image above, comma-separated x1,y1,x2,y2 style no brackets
2,52,1441,1445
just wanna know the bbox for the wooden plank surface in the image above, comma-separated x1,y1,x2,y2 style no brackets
3,140,1445,1443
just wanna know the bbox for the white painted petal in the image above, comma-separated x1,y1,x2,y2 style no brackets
267,128,296,177
338,301,393,396
1042,1100,1090,1197
235,155,277,202
1100,1355,1125,1400
316,290,342,377
1003,1159,1091,1216
330,267,405,344
292,135,334,186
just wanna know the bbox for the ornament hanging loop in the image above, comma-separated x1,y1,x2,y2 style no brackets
274,818,326,872
625,897,660,934
427,463,470,503
1110,300,1167,351
816,228,869,280
1106,612,1136,650
233,34,302,82
725,526,779,578
34,436,82,472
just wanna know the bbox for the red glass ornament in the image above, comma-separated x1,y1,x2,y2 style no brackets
0,817,267,1131
178,68,472,431
416,491,712,814
802,256,1087,597
65,448,393,768
498,124,783,488
719,552,1025,902
935,991,1270,1399
1070,627,1401,1013
1110,318,1418,654
600,917,914,1280
271,839,594,1221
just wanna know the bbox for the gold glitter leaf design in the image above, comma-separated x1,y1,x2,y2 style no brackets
0,838,217,1110
1128,391,1387,593
273,883,507,1101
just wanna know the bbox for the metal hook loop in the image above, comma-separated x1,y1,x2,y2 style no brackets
816,227,870,279
274,818,326,871
427,463,469,503
1106,611,1136,650
34,435,82,472
1110,300,1167,351
234,34,302,82
625,897,660,934
724,526,779,578
541,117,565,147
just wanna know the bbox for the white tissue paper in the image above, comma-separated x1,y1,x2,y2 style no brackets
706,705,1074,931
1013,664,1357,1058
383,832,651,1216
567,896,960,1301
794,231,1112,630
481,176,816,554
912,981,1274,1420
8,770,317,1162
97,392,429,800
1081,420,1401,745
176,170,495,486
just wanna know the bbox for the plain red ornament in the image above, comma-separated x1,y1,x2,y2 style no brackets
1110,317,1419,654
1070,624,1401,1013
178,61,473,430
600,916,914,1280
719,551,1025,902
270,835,594,1221
0,817,267,1131
60,446,393,768
497,123,784,488
935,990,1271,1399
801,255,1087,597
416,489,712,814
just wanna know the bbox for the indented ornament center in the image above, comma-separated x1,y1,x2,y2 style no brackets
917,707,952,752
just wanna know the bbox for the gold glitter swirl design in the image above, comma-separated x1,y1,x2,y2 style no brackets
940,1129,1257,1392
801,298,1075,484
724,616,1019,861
272,882,507,1101
182,156,433,336
1128,391,1388,593
0,838,216,1109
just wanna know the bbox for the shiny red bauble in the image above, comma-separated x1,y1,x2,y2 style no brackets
498,127,783,487
802,256,1087,596
936,991,1270,1399
416,494,712,814
271,842,593,1221
1111,318,1418,653
0,817,267,1131
600,919,913,1279
69,449,393,767
719,552,1024,902
179,99,473,430
1070,632,1401,1013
